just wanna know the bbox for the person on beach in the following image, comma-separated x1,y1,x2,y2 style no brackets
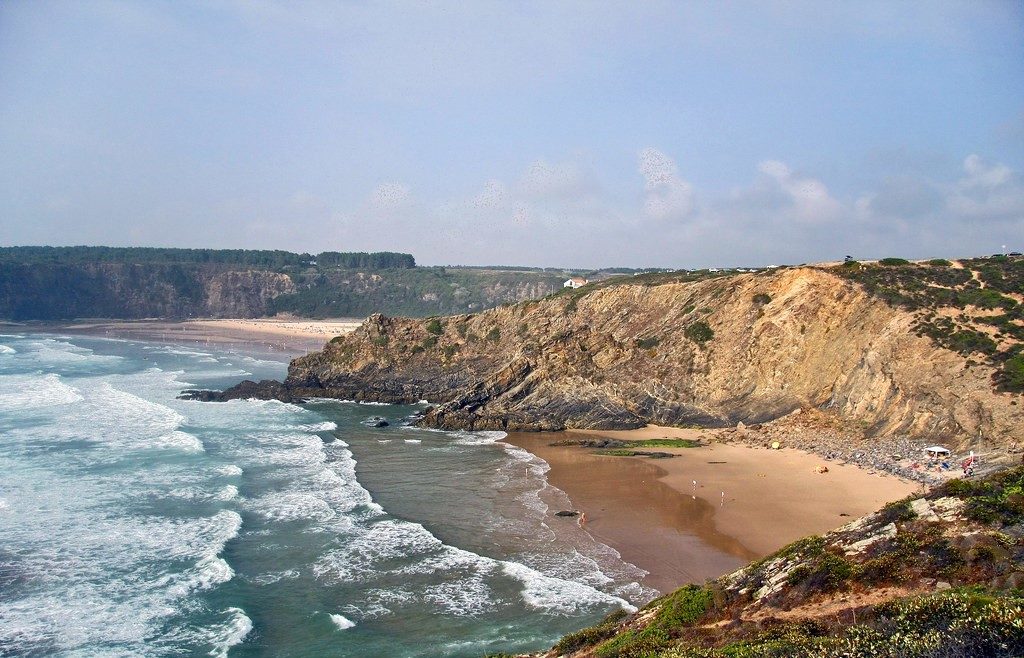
580,511,587,527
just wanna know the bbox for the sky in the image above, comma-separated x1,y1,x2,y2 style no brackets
1,1,1023,268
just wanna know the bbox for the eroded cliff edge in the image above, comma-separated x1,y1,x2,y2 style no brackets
233,266,1020,448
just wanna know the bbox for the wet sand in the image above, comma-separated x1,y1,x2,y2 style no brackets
504,427,919,593
34,318,362,356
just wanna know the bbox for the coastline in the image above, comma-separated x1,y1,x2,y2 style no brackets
10,317,361,357
504,425,919,594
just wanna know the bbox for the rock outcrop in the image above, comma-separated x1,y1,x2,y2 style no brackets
267,267,1021,447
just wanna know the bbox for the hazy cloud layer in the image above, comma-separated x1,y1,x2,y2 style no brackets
1,1,1022,267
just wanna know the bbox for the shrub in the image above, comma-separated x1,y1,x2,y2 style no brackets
421,336,438,349
879,257,911,266
927,258,953,266
685,321,714,344
635,336,661,350
752,293,772,305
878,498,916,524
553,609,627,654
426,318,444,335
485,327,501,342
371,335,389,347
787,551,854,591
1002,352,1024,391
594,586,712,658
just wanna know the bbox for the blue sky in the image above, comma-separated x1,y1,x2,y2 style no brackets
1,1,1022,267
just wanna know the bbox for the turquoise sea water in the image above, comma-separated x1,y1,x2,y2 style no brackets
0,334,651,657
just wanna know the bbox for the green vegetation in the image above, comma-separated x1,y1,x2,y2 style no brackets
594,586,713,657
485,327,501,342
425,318,444,335
0,245,415,269
631,438,701,448
656,591,1024,658
553,610,629,655
878,257,911,266
636,336,661,350
421,336,438,350
370,335,389,347
684,321,715,344
1001,350,1024,391
271,265,565,318
835,256,1023,382
752,293,772,305
941,466,1024,526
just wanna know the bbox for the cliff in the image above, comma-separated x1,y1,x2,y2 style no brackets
278,264,1022,447
0,262,295,320
0,247,573,320
525,465,1024,658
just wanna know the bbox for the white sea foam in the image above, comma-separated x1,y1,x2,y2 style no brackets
449,430,508,445
0,344,15,354
246,491,336,523
215,485,239,501
404,439,421,444
329,613,356,630
249,569,300,585
153,430,205,452
215,465,243,477
0,373,82,411
301,421,338,432
207,607,252,658
500,561,635,615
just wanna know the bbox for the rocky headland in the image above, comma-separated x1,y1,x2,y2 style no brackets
189,261,1023,456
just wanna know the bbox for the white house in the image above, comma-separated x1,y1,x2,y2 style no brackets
563,277,588,289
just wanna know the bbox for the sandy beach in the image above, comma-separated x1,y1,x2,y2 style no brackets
505,424,919,593
35,317,363,356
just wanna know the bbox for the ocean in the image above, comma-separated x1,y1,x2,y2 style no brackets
0,333,652,657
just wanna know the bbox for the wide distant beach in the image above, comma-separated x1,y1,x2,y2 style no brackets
505,425,919,593
21,317,363,355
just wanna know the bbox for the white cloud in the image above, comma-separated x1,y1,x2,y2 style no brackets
756,160,840,222
947,155,1024,221
211,151,1024,267
639,147,694,221
961,154,1013,189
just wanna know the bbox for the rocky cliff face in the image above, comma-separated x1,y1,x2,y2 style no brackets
283,267,1022,447
0,262,294,319
201,269,295,317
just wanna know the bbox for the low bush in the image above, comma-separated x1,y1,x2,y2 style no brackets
425,318,444,335
685,321,715,344
635,336,661,349
553,609,628,654
879,257,912,266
